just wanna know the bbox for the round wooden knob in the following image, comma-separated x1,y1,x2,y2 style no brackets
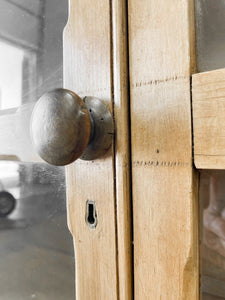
30,88,113,166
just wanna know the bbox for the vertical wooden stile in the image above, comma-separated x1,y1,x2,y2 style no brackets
112,0,133,298
63,0,132,299
128,0,199,299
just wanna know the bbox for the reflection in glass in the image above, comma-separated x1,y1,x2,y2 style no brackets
0,0,74,299
195,0,225,298
0,162,74,299
200,172,225,299
0,42,24,109
195,0,225,72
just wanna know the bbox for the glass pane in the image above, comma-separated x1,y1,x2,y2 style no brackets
0,41,24,109
200,171,225,299
195,0,225,72
195,1,225,298
0,1,75,299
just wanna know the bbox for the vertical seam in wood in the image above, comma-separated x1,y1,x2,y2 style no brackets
191,73,200,300
190,76,195,165
125,0,134,297
111,0,133,297
188,0,197,75
198,171,201,300
189,0,200,297
109,0,120,298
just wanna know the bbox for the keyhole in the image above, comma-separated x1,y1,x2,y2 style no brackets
86,200,97,229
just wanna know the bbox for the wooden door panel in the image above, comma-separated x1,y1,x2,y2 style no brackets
64,1,117,298
2,0,220,298
0,1,132,298
128,0,199,298
64,0,132,299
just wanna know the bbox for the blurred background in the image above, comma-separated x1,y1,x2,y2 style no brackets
195,1,225,299
0,0,75,299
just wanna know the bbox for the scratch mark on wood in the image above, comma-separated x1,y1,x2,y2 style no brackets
133,160,190,167
131,75,188,89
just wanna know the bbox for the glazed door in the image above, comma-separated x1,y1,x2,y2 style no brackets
0,0,132,299
63,1,132,299
65,0,199,298
2,0,225,300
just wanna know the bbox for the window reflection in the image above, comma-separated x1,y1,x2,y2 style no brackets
195,0,225,298
195,0,225,72
0,0,73,299
0,162,74,299
0,42,24,109
200,171,225,299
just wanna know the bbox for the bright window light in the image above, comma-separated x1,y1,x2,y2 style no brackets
0,41,24,109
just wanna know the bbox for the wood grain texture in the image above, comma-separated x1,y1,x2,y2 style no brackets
193,68,225,169
112,0,133,298
128,0,199,299
64,0,132,299
64,1,117,299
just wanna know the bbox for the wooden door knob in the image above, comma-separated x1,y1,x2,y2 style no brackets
30,88,113,166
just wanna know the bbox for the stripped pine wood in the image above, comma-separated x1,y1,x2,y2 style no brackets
128,0,199,298
64,0,132,299
112,0,133,298
193,68,225,169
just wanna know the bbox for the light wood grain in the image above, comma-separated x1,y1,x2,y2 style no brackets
112,0,133,298
128,0,199,298
64,0,131,299
193,68,225,169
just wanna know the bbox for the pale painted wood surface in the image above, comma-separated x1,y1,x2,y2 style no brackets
128,0,199,298
193,68,225,169
64,0,132,299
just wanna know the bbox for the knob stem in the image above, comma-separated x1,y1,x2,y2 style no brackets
81,96,113,161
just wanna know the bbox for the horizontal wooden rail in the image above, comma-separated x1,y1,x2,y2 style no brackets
2,66,225,170
192,68,225,169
